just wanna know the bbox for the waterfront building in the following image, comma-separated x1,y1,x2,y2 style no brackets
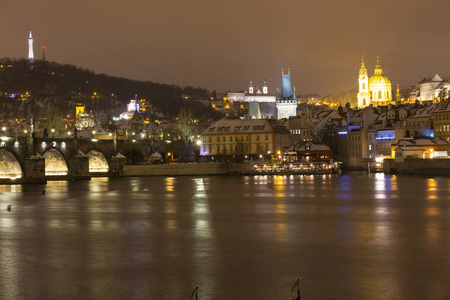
357,56,393,108
199,117,290,156
347,129,368,169
391,138,450,158
276,69,298,120
286,142,332,162
433,101,450,141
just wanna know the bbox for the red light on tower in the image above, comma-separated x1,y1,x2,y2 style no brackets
42,46,46,61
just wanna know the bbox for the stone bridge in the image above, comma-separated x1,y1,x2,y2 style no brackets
0,136,152,183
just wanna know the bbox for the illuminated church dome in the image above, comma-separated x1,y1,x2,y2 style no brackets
357,56,393,107
368,58,391,85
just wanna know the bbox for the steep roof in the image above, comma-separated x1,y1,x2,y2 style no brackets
201,117,289,135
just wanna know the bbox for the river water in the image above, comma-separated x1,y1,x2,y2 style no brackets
0,173,450,300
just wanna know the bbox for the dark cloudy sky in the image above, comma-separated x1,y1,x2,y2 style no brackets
1,0,449,95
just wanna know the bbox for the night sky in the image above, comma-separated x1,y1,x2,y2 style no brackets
1,0,449,95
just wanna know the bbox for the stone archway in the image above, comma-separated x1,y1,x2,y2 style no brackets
43,149,68,176
0,149,23,179
87,150,109,173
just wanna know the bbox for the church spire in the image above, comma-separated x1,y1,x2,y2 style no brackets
396,84,401,102
359,55,367,76
374,56,383,75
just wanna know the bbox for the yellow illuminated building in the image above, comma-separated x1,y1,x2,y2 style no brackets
199,118,290,156
76,103,85,116
357,56,393,108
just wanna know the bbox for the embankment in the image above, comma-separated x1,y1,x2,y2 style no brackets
123,163,252,176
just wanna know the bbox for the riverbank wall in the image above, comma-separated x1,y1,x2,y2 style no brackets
383,158,450,175
123,163,252,176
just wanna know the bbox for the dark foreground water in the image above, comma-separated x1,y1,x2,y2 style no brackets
1,173,450,300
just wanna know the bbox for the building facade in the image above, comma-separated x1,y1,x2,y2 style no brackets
199,118,290,156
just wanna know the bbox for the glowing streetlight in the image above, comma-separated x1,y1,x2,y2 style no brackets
51,128,55,133
92,130,96,134
196,140,201,146
68,131,71,136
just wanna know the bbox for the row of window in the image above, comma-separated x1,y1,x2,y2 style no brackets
204,135,269,143
436,125,450,133
207,125,266,133
407,120,429,127
202,144,270,153
290,129,313,136
435,114,449,121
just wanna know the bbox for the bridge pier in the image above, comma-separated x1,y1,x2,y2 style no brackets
68,156,91,180
22,157,47,183
109,155,127,176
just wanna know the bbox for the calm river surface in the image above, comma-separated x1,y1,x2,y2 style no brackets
1,173,450,300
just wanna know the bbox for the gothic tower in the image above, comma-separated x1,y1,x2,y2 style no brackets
276,69,298,120
357,55,370,108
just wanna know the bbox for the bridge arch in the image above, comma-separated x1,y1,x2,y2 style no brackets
0,149,23,179
43,148,69,176
86,150,109,173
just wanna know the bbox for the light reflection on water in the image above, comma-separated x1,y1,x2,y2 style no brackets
0,174,450,299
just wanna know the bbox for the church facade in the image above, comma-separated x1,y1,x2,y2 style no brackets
357,56,393,108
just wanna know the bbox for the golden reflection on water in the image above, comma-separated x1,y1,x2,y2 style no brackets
426,221,440,244
426,178,438,201
165,200,176,214
426,207,439,216
89,177,110,193
274,175,287,198
275,223,289,243
165,177,175,192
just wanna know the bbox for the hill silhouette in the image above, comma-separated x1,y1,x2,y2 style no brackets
0,58,222,120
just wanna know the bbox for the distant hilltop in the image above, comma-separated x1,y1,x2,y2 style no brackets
0,57,220,119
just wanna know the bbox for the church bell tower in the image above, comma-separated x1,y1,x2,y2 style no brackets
357,55,370,108
248,79,254,94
